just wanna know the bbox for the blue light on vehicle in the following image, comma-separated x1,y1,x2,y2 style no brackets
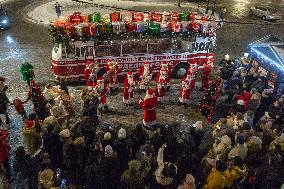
2,19,7,24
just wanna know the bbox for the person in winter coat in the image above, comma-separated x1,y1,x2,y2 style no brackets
12,97,27,120
213,135,232,161
121,159,151,189
177,174,196,189
13,146,39,188
228,136,248,160
228,156,248,188
130,124,149,155
155,145,178,187
204,160,231,189
0,129,10,176
104,145,120,188
83,95,99,126
113,128,131,172
23,117,42,155
0,77,10,125
59,129,73,172
43,124,63,169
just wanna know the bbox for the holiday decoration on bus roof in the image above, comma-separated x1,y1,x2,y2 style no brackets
49,11,217,44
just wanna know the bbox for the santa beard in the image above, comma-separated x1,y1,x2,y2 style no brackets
144,66,150,76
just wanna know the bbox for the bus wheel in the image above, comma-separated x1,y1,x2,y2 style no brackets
172,63,189,79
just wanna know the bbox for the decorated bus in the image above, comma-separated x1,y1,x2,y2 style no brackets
50,11,217,82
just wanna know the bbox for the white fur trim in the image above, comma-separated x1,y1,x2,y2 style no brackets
225,54,230,60
143,119,156,127
179,98,190,104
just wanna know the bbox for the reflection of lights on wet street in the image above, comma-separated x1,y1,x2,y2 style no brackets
6,35,15,44
231,0,251,18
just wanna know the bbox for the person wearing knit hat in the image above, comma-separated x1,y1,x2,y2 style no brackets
59,129,71,139
213,135,232,161
177,173,196,189
139,88,158,128
104,132,112,141
73,137,85,145
228,135,248,160
118,128,126,139
105,145,114,157
123,71,136,105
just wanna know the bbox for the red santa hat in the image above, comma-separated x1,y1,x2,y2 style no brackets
161,61,168,67
146,88,155,98
144,62,150,66
237,99,244,106
127,71,133,76
97,77,104,82
86,60,93,65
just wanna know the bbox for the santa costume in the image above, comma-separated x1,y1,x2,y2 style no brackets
155,69,167,102
160,61,171,89
138,62,152,90
179,69,195,104
123,72,136,105
201,64,212,91
105,60,119,91
139,88,158,128
93,77,109,111
85,61,100,87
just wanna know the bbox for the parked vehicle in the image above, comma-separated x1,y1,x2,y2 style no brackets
249,6,281,21
0,6,11,30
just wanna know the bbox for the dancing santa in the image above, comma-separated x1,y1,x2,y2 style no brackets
105,60,119,91
84,61,100,87
93,77,109,112
123,72,136,105
139,88,158,128
155,69,167,102
179,68,195,104
160,61,171,89
201,63,212,91
138,62,152,90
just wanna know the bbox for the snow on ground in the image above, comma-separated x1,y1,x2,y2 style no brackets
26,0,200,25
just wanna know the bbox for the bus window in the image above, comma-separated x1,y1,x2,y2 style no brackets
148,38,163,54
89,46,94,57
122,40,135,55
95,41,111,57
76,47,80,57
109,40,121,56
170,38,182,53
133,40,147,54
66,44,76,58
180,39,193,53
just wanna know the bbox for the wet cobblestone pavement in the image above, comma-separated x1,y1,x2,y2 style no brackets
0,0,284,188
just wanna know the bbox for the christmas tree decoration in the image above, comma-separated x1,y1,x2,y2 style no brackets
19,62,34,85
75,23,87,36
87,23,97,37
189,13,196,21
110,12,120,22
89,12,101,23
132,12,144,22
198,79,220,121
64,22,76,37
53,17,68,27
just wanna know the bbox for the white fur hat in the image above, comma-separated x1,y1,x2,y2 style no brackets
118,128,127,139
225,54,230,60
195,121,203,130
59,129,71,138
244,53,249,58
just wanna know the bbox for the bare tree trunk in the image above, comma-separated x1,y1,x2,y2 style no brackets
178,0,181,7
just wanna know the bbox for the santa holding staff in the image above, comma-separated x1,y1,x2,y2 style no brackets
139,88,158,128
123,71,136,105
138,62,152,90
155,69,167,102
